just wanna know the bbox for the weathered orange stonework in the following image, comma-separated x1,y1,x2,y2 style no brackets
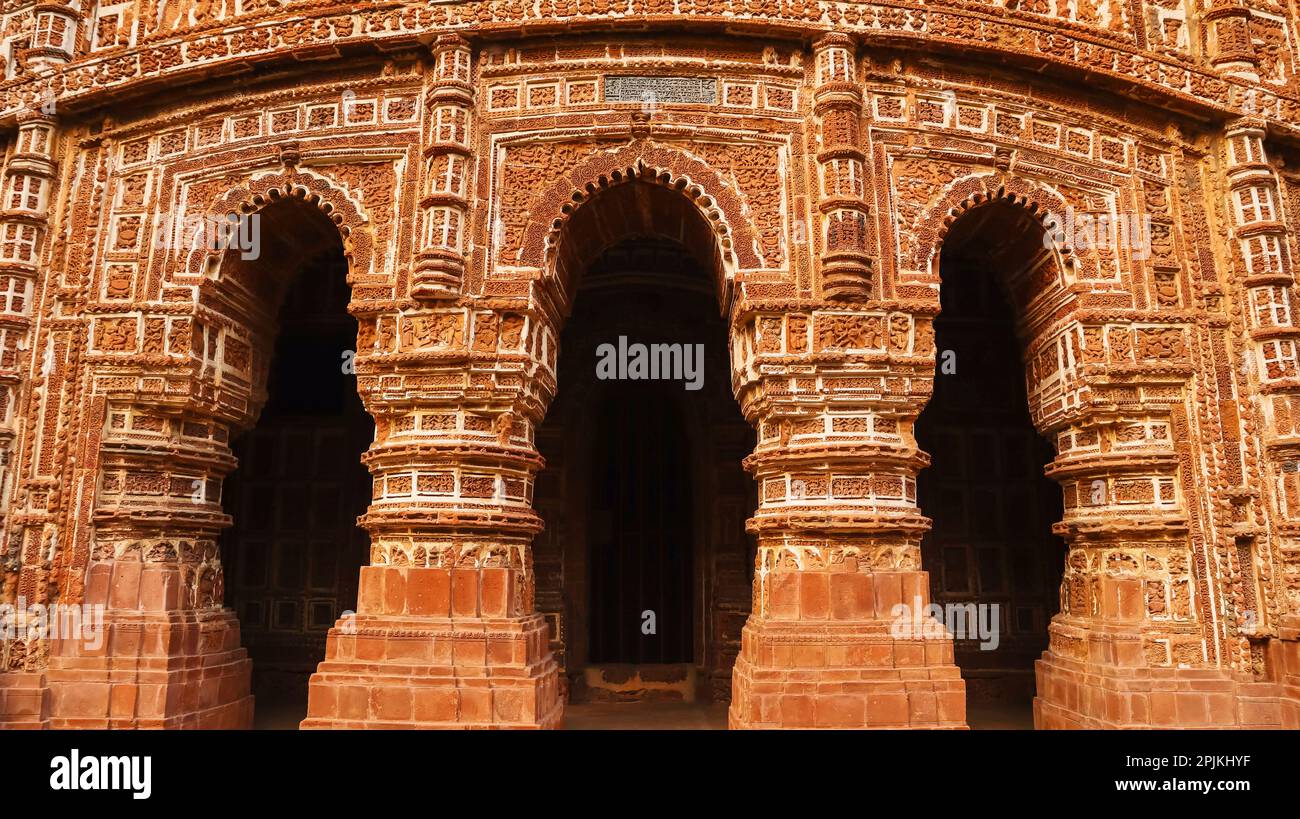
301,567,562,728
1,0,1299,731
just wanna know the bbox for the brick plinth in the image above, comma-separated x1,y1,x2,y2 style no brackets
301,565,562,729
0,671,47,728
1034,643,1277,729
728,570,967,729
44,609,252,729
1278,616,1300,729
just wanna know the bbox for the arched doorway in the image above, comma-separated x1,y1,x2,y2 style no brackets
915,201,1067,729
531,178,756,727
215,198,374,728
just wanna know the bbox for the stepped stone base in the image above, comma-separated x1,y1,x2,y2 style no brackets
1035,649,1280,729
301,566,562,729
44,608,253,729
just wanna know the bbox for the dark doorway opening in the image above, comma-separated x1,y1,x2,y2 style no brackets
588,383,694,664
915,203,1066,728
220,241,373,728
532,217,755,713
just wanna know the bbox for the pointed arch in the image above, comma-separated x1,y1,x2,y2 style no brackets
182,168,374,283
516,141,766,313
907,172,1087,297
171,170,371,431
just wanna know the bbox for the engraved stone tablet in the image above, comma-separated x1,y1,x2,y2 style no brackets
604,76,718,105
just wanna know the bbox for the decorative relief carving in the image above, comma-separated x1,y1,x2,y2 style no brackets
0,10,1296,732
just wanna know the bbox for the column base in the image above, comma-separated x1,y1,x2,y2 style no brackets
0,670,47,728
1034,648,1278,729
301,614,562,729
301,566,562,729
728,618,967,729
44,608,252,729
1275,615,1300,729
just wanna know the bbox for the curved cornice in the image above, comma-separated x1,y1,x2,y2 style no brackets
1,1,1297,136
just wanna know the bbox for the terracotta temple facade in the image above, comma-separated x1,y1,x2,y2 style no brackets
1,0,1300,731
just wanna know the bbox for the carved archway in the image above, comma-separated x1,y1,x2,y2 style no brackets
914,194,1071,719
169,171,375,427
185,168,374,283
517,141,766,313
908,172,1085,295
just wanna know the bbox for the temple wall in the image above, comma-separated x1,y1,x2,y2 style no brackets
0,4,1298,727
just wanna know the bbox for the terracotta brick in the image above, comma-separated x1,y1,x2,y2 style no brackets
358,566,385,614
13,25,1293,739
779,695,815,727
871,572,905,619
412,688,458,723
830,572,873,620
815,694,865,727
374,687,413,721
383,567,408,615
799,572,831,620
451,569,480,618
767,572,800,620
459,689,492,724
480,568,511,618
867,693,909,725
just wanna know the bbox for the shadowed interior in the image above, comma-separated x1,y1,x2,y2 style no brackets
219,208,373,726
915,202,1067,720
534,179,756,709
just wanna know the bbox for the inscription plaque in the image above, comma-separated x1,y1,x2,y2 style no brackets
604,75,718,105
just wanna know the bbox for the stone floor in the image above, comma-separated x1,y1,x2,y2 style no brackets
564,701,731,730
966,701,1036,730
254,698,1034,730
563,700,1033,730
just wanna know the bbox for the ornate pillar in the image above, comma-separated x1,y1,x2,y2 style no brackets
812,34,873,301
1032,396,1221,727
1029,294,1263,727
1281,616,1300,727
302,304,561,728
44,401,253,728
412,35,474,301
0,113,57,547
729,308,967,729
1222,119,1300,726
0,110,60,726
